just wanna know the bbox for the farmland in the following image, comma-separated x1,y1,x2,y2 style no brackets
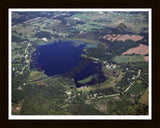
139,87,149,105
103,34,144,42
113,55,144,63
122,44,149,55
144,56,149,62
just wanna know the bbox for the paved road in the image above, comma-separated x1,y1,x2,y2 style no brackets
19,42,31,75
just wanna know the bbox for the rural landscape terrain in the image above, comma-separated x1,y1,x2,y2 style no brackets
11,11,149,115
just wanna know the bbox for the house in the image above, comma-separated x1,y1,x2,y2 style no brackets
12,67,15,71
17,86,22,90
26,60,29,63
42,38,48,42
25,55,28,59
94,93,98,97
66,91,72,95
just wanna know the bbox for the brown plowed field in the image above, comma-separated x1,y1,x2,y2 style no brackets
144,56,149,62
103,34,143,42
122,44,149,55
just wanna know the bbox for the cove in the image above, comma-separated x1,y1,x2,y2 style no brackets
31,40,106,87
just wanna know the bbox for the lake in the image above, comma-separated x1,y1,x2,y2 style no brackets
31,40,106,87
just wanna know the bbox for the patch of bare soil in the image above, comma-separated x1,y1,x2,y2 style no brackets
122,44,149,55
144,56,149,62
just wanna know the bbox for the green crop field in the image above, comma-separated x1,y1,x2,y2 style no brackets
113,55,144,63
127,80,146,95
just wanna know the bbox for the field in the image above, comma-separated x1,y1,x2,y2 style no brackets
103,34,144,42
66,38,101,44
113,55,144,63
144,56,149,62
128,80,145,95
28,71,70,88
77,74,97,84
122,44,149,55
139,87,149,105
122,44,149,62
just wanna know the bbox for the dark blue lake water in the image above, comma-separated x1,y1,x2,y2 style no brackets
31,40,106,87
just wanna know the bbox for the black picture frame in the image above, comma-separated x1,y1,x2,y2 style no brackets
0,0,159,128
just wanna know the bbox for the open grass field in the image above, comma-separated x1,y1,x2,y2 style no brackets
90,98,109,114
28,71,67,87
66,38,102,44
78,74,97,84
28,71,48,86
77,23,103,32
139,87,149,105
127,80,145,95
71,13,96,21
113,55,144,63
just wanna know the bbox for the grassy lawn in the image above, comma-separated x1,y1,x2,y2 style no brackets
113,55,144,63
